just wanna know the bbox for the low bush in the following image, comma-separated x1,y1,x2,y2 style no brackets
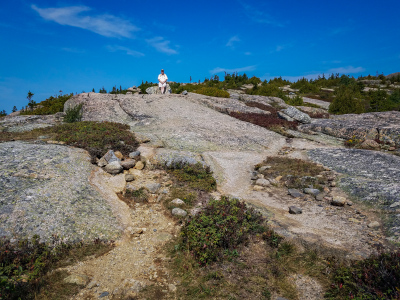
64,103,83,123
326,252,400,299
329,85,365,114
286,95,304,106
193,87,230,98
180,197,267,265
51,121,138,161
229,111,298,132
21,94,73,115
0,236,113,299
168,163,216,192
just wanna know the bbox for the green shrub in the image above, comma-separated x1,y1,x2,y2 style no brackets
286,95,304,106
0,236,113,299
138,81,155,94
64,103,83,123
193,87,230,98
169,163,216,192
50,121,139,161
21,94,73,115
326,252,400,299
329,85,365,114
180,197,267,265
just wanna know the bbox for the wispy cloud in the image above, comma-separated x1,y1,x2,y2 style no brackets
244,52,252,56
237,0,283,26
106,45,144,57
209,65,256,74
275,45,284,52
31,5,139,38
226,35,240,48
146,37,178,54
328,66,365,74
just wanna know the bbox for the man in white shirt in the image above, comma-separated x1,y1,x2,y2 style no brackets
158,69,168,94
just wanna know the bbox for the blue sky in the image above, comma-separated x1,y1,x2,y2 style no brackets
1,0,399,113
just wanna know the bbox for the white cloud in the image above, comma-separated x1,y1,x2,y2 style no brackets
244,52,252,55
209,65,257,74
146,37,178,54
328,66,365,74
31,5,139,38
275,45,284,52
106,45,144,57
226,35,240,47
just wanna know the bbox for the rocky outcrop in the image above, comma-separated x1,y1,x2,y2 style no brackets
280,106,312,123
0,141,124,242
146,84,171,94
299,111,400,146
0,113,64,132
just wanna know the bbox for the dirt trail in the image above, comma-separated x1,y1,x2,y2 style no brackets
66,169,179,300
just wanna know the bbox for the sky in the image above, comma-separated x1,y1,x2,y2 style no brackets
1,0,399,113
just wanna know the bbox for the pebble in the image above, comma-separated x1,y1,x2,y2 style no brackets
288,189,305,198
289,206,302,214
255,178,270,187
303,188,320,196
368,221,380,228
125,174,135,182
253,185,264,191
172,208,187,217
134,161,145,170
99,291,109,298
331,196,346,206
171,198,185,205
129,151,141,158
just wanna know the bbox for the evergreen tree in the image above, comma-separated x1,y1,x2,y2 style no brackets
27,90,36,109
12,106,18,113
329,85,365,114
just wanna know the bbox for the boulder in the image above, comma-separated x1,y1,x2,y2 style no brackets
146,84,171,94
280,106,312,124
146,183,161,193
288,189,305,198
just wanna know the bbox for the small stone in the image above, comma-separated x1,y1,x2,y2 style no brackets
114,151,123,159
104,161,123,174
316,193,325,201
390,202,400,208
250,171,258,180
129,151,141,158
348,218,361,223
275,175,283,181
97,157,108,167
99,291,109,298
323,187,330,193
360,139,381,149
153,229,157,232
168,284,177,292
330,181,337,187
346,200,353,206
63,274,90,286
102,150,120,164
120,159,136,169
389,147,396,151
288,188,305,198
172,208,187,217
303,188,320,196
331,196,346,206
289,206,302,214
125,174,135,182
134,161,145,170
87,280,98,289
368,221,380,228
171,198,185,205
253,185,264,191
146,183,161,193
255,178,270,187
259,166,271,172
